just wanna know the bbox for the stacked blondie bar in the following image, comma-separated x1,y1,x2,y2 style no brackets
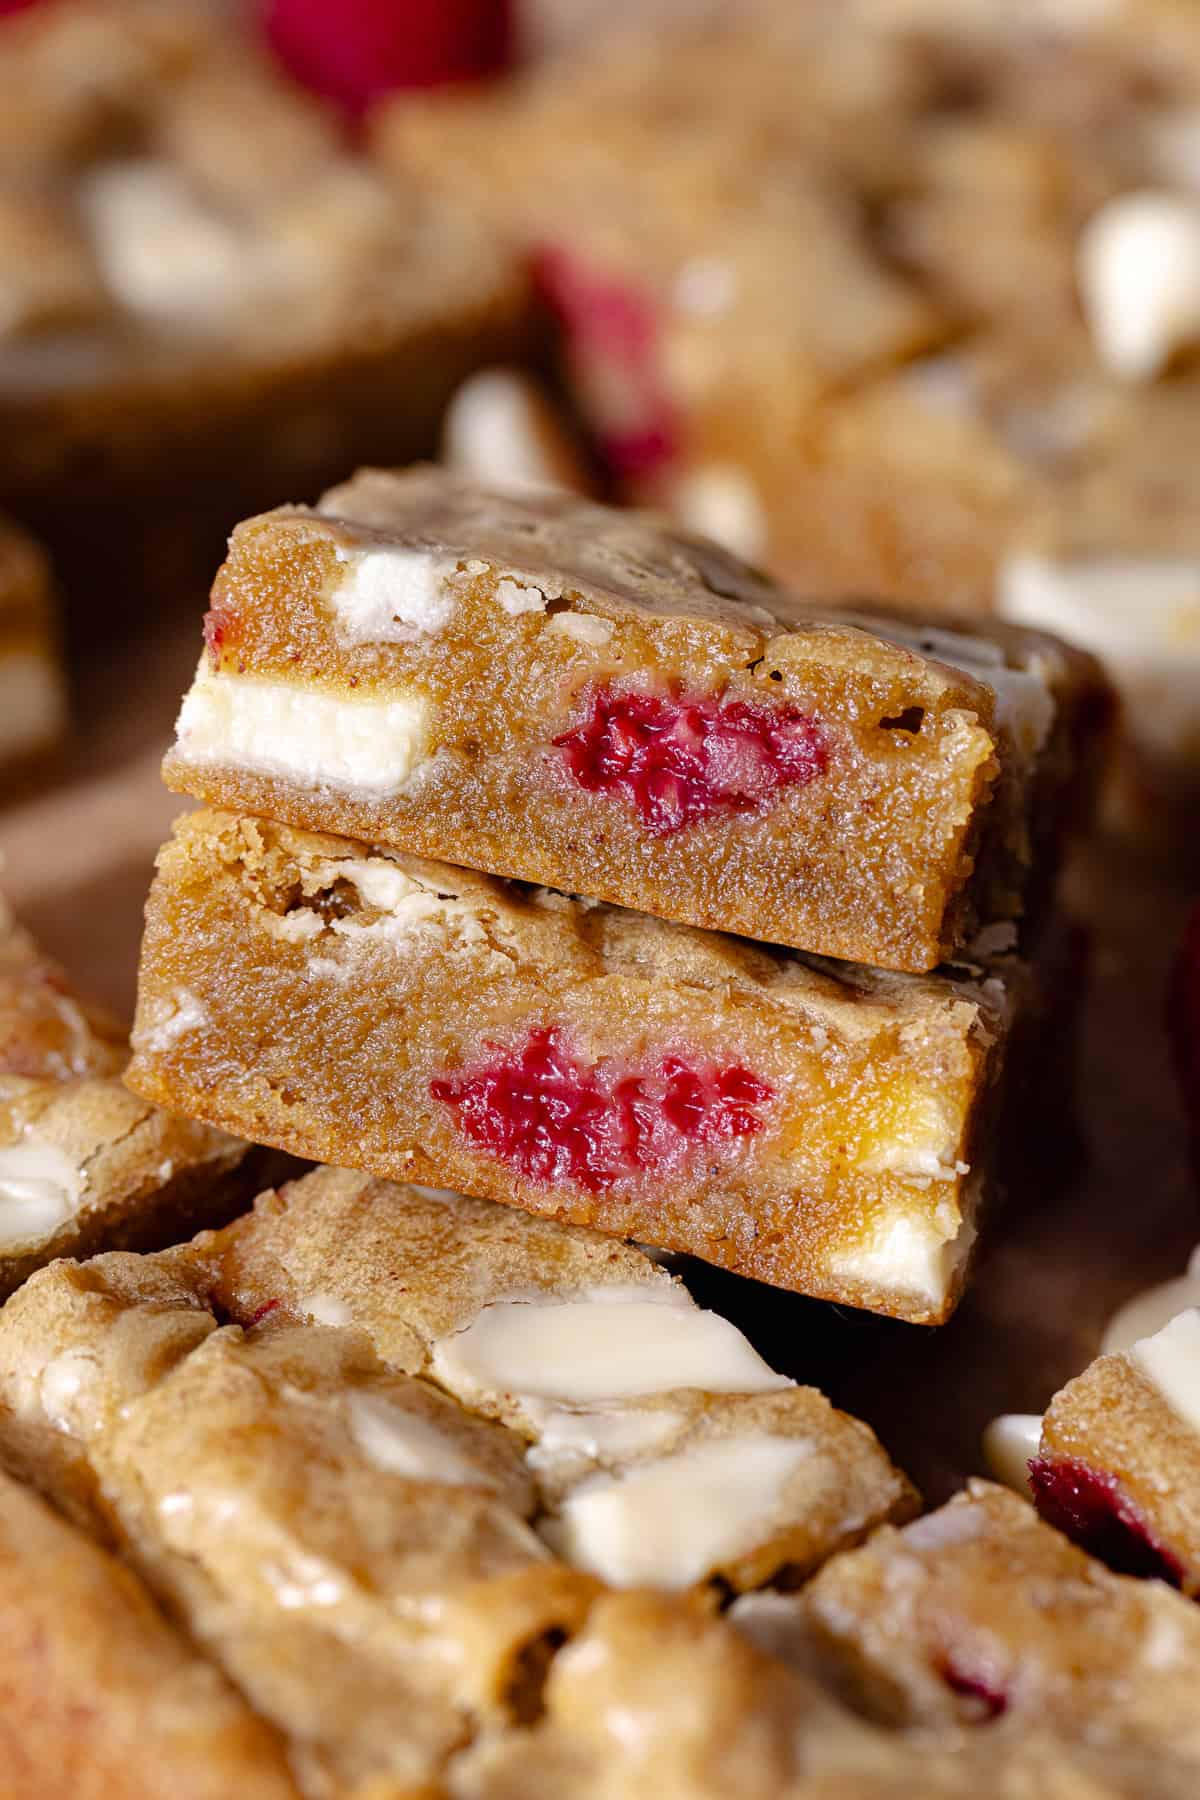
125,466,1108,1327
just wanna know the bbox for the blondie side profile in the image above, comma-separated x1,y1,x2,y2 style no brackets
164,469,1105,970
1031,1308,1200,1595
127,810,1030,1322
0,887,250,1296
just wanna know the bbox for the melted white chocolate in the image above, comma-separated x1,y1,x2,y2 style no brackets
1103,1248,1200,1352
174,661,430,796
981,1413,1042,1497
541,1435,814,1588
346,1392,497,1489
430,1284,789,1410
0,1139,82,1247
1129,1308,1200,1435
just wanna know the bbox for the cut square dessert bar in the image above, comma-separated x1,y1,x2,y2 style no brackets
734,1482,1200,1776
165,468,1106,972
0,1224,908,1793
0,514,65,787
127,809,1030,1323
0,886,250,1297
1031,1306,1200,1596
0,1251,600,1798
179,1166,917,1590
0,1465,301,1800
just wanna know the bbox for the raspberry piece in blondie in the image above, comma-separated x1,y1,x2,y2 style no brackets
180,1165,916,1592
126,810,1032,1322
164,469,1106,971
1033,1307,1200,1595
0,885,251,1297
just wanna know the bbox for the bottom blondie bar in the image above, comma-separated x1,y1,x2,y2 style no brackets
127,809,1032,1323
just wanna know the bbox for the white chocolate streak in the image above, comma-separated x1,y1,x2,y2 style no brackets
431,1285,789,1409
174,662,430,796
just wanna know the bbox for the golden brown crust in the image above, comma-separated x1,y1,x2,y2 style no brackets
127,809,1022,1321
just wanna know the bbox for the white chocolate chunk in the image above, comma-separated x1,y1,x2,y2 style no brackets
494,577,548,616
0,1139,82,1247
839,610,1055,759
982,1413,1042,1497
302,1291,354,1328
543,1435,813,1588
525,1406,684,1474
672,462,769,564
1078,191,1200,381
174,662,430,796
999,553,1200,760
80,161,259,328
431,1285,789,1410
827,1209,971,1309
1103,1248,1200,1352
133,986,209,1054
0,650,65,763
1129,1308,1200,1435
441,367,590,496
346,1392,497,1488
38,1347,98,1429
331,546,456,643
545,611,614,646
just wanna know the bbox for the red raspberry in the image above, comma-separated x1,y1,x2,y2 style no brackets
264,0,514,116
1028,1455,1185,1587
431,1027,772,1192
555,685,829,835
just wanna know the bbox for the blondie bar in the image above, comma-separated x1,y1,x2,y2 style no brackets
0,1465,301,1800
165,469,1105,971
0,514,65,787
127,809,1028,1321
180,1166,916,1590
0,886,249,1296
1031,1307,1200,1595
0,1251,600,1797
737,1482,1200,1772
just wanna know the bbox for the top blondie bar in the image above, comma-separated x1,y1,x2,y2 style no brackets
166,468,1105,971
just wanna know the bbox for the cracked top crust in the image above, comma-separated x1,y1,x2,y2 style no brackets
308,466,1035,706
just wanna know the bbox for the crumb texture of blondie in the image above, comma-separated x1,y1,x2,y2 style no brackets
127,809,1022,1321
158,466,1093,972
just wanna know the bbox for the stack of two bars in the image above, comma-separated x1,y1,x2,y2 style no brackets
126,467,1106,1329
